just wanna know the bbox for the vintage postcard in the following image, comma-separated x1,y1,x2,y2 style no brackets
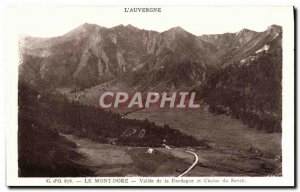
5,6,295,187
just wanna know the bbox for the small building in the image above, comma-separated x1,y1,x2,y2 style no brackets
147,148,154,154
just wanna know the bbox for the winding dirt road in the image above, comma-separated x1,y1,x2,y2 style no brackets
177,150,199,177
163,144,199,177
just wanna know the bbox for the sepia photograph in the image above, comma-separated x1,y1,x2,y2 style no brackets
5,6,295,187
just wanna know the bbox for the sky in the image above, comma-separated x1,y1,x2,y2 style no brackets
9,6,291,37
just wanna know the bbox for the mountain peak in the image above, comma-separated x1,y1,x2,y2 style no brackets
164,26,193,37
126,24,139,30
112,24,141,33
236,28,257,36
64,23,100,37
167,26,187,33
79,23,100,29
267,24,282,33
113,24,125,28
267,24,282,30
266,24,282,37
240,28,253,32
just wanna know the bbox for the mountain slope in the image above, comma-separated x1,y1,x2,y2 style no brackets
198,28,282,132
20,23,282,91
20,24,215,89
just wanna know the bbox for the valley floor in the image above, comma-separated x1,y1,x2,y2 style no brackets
63,103,282,177
125,107,281,155
62,134,193,177
125,107,281,176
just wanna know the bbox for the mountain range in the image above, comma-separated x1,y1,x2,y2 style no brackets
19,23,282,90
19,23,282,132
